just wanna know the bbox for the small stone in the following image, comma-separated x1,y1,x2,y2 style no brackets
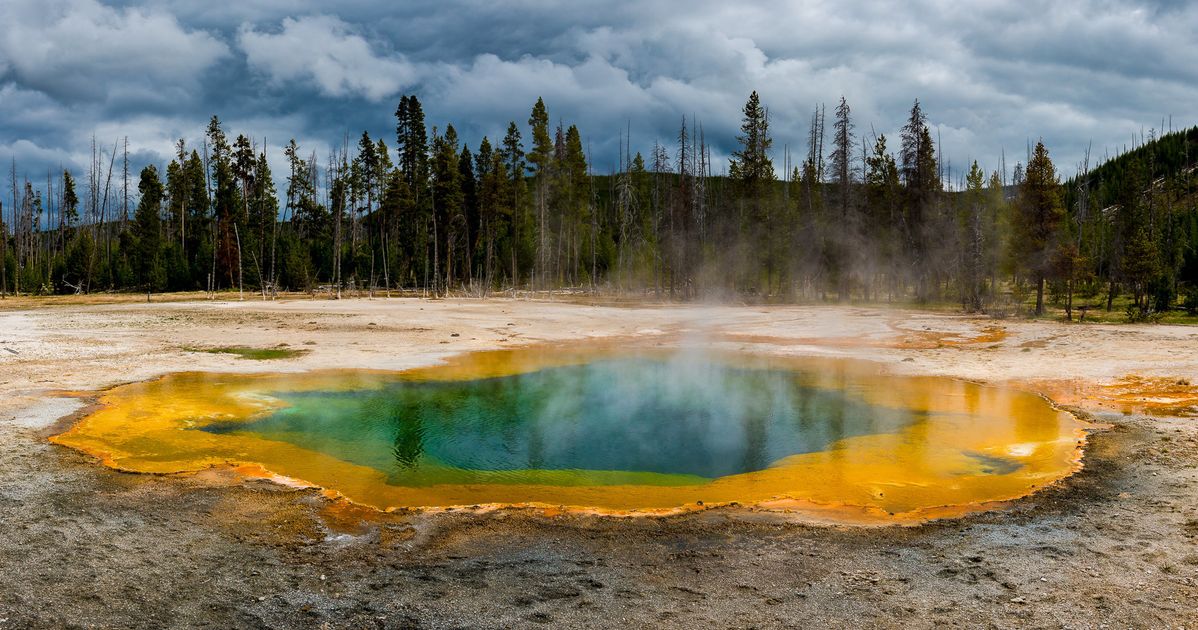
1010,597,1026,604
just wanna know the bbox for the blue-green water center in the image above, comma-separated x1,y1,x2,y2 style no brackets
206,356,930,486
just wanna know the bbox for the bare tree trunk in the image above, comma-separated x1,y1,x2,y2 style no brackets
122,137,129,229
84,137,97,294
250,238,266,300
382,228,391,298
1035,273,1045,316
510,201,517,292
210,216,217,299
10,160,18,295
540,224,549,296
431,213,439,297
333,178,342,300
1,199,6,298
446,232,454,295
100,139,117,289
234,223,244,300
268,143,278,298
485,220,494,296
1064,276,1073,321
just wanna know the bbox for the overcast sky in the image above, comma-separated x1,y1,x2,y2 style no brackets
2,0,1196,194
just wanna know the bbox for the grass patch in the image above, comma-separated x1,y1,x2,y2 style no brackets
1022,295,1198,324
185,345,309,360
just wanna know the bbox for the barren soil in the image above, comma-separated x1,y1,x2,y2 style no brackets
2,297,1197,628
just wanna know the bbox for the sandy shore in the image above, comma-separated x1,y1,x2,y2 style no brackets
2,297,1197,628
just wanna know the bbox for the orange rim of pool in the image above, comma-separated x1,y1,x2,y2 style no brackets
51,344,1091,524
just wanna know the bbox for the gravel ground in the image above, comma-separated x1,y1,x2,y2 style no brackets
1,297,1196,628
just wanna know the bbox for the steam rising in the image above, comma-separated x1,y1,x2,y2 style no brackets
212,348,922,481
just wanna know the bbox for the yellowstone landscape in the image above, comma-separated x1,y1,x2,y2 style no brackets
2,296,1197,628
7,0,1198,625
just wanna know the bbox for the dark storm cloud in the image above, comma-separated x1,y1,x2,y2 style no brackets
2,0,1196,192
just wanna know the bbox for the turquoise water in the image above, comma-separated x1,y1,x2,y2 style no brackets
205,357,926,486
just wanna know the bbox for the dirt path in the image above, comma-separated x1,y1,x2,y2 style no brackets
1,298,1196,628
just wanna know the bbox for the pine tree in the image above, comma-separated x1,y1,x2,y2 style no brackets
728,91,775,292
395,95,431,289
829,96,855,209
131,165,164,296
458,144,477,284
475,137,499,288
356,132,377,226
431,125,463,292
249,151,278,290
395,96,429,191
563,125,589,284
184,150,210,278
899,99,940,299
62,171,79,229
527,98,553,287
206,116,242,288
729,91,774,191
828,96,856,300
1108,156,1157,316
377,164,409,290
960,160,986,311
501,122,526,285
864,134,900,298
1016,141,1065,315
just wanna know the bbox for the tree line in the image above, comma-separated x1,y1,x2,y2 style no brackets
2,93,1196,319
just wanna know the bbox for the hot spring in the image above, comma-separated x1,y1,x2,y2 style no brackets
51,345,1089,522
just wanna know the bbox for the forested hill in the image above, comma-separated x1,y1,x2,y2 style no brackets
1074,126,1198,189
1,93,1196,321
1061,126,1198,318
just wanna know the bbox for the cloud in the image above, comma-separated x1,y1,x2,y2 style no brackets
433,54,658,138
0,0,228,102
238,15,419,101
1,0,1197,191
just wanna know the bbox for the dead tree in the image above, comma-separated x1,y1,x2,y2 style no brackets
234,223,244,300
10,160,18,295
122,137,129,228
101,139,117,288
0,199,6,298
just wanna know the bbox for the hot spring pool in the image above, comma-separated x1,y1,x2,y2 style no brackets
51,345,1089,522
